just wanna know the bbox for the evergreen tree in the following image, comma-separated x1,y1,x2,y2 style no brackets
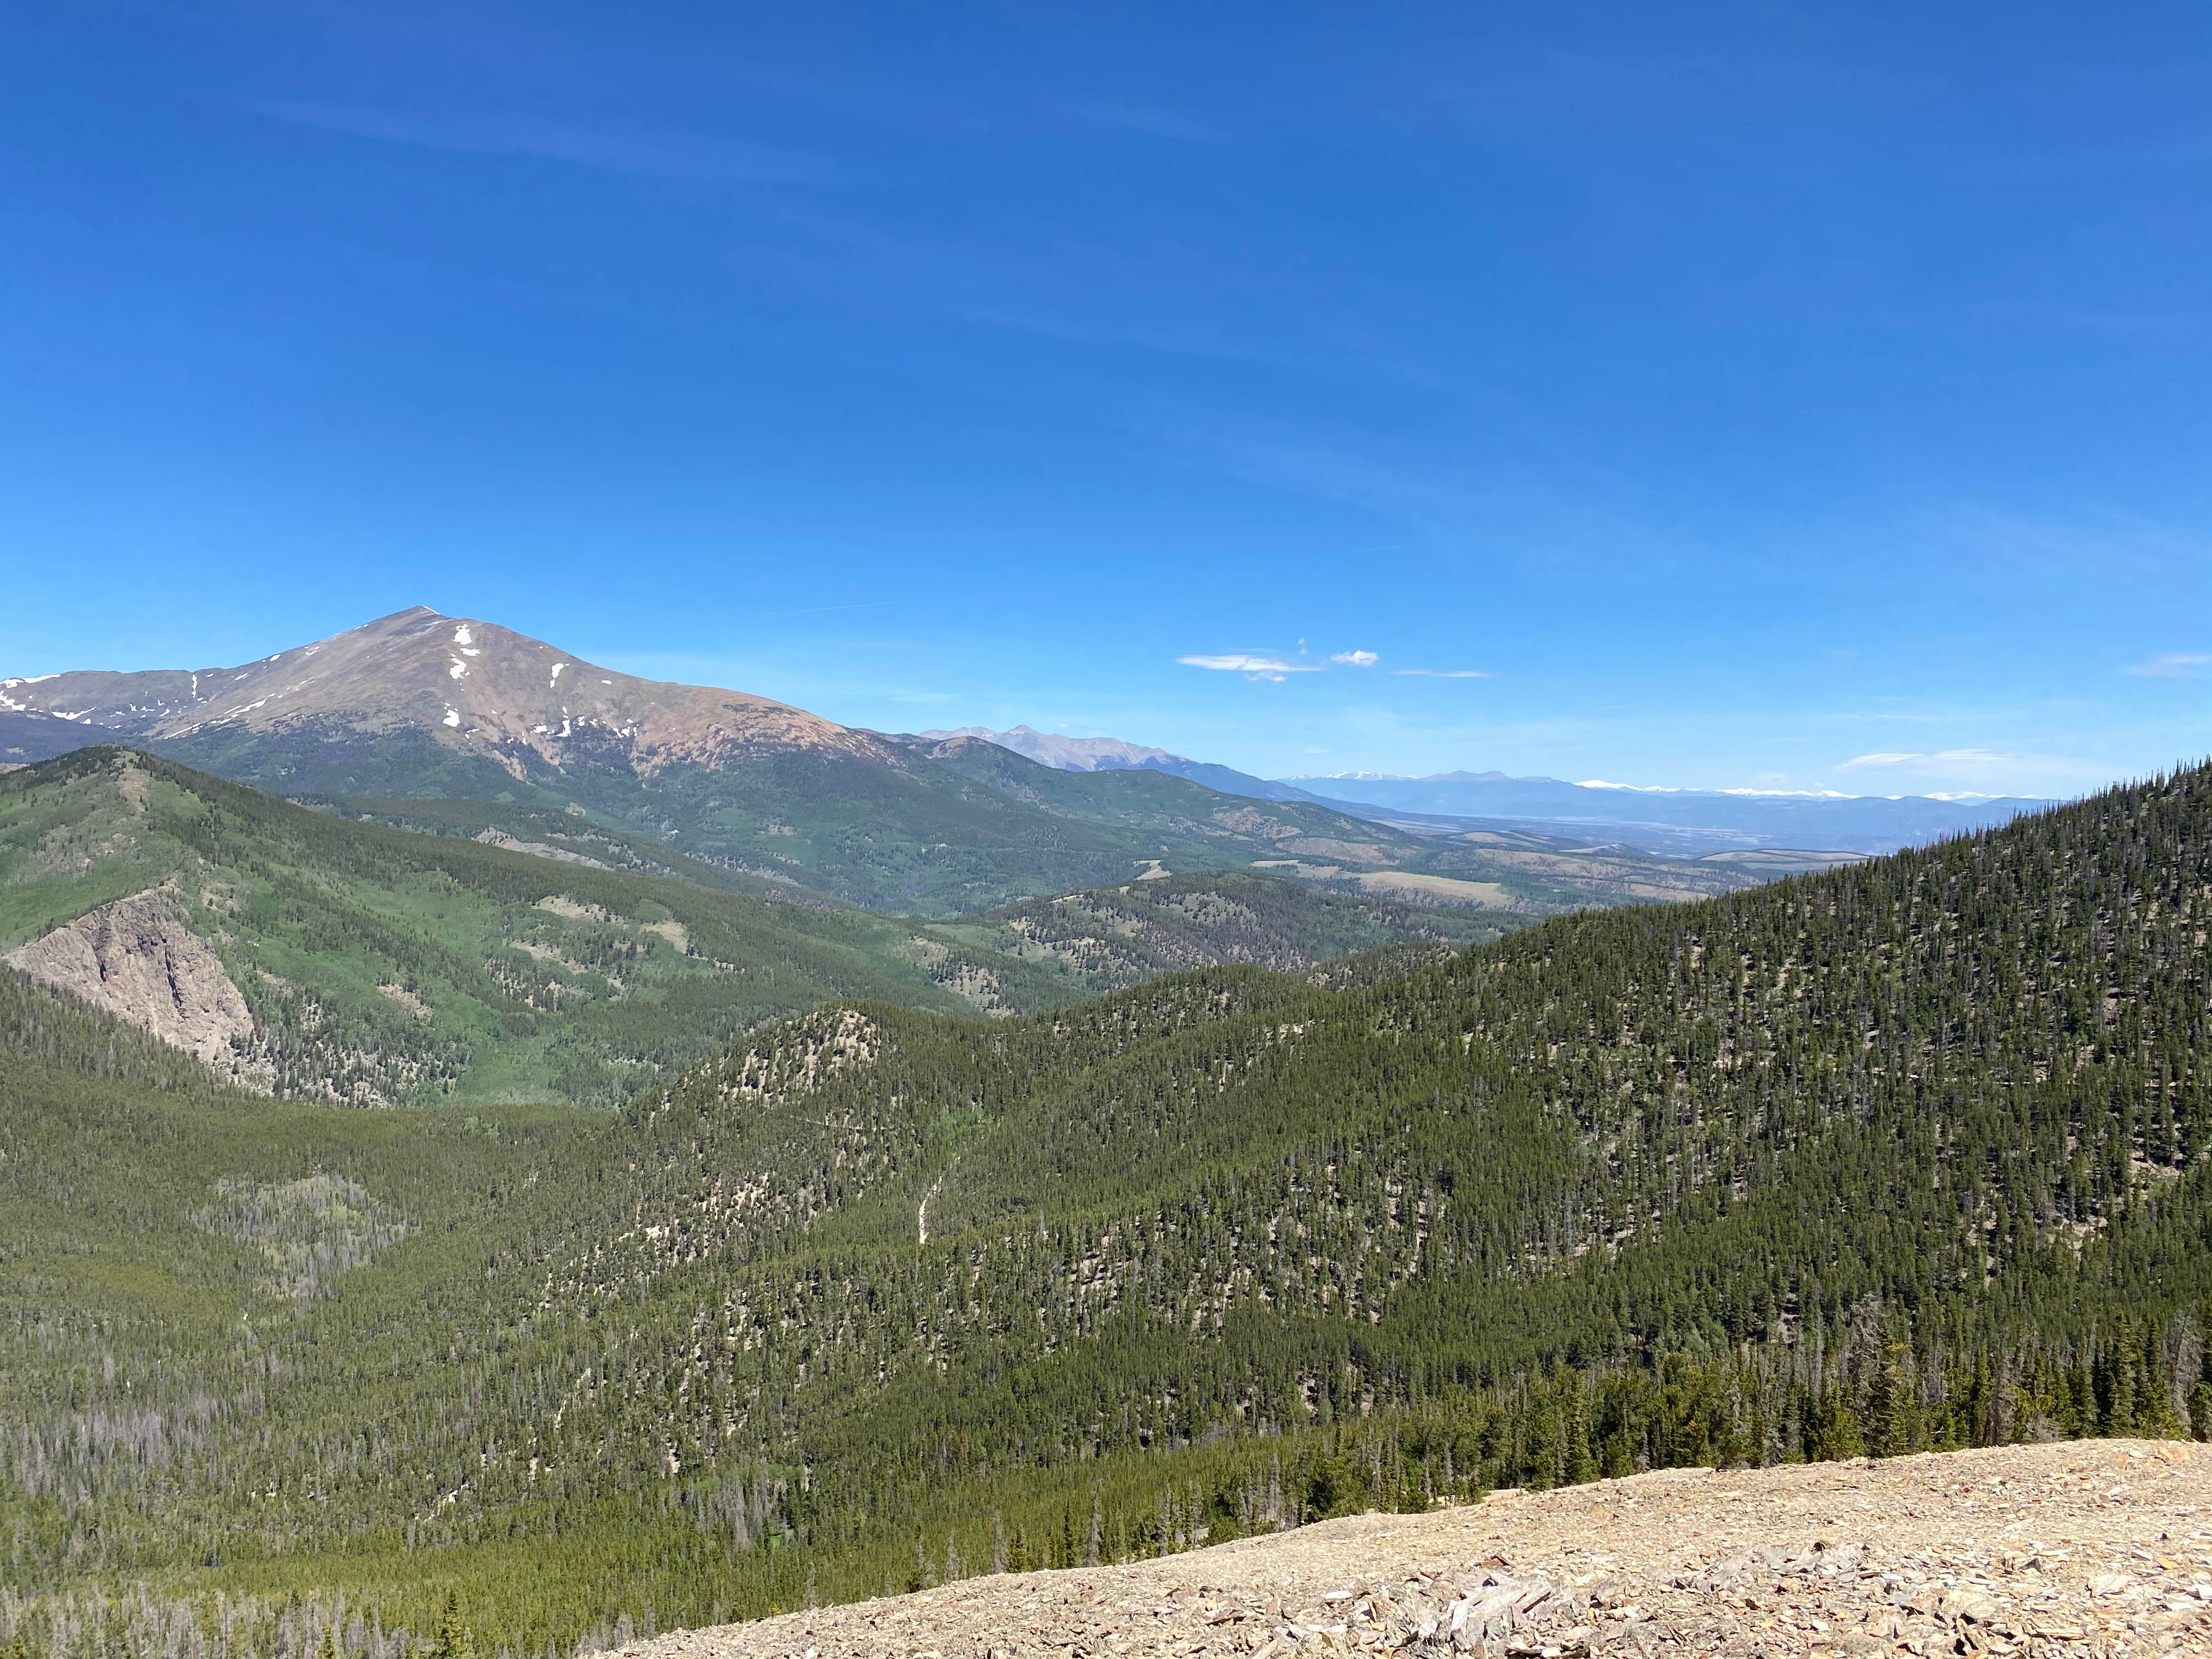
428,1595,473,1659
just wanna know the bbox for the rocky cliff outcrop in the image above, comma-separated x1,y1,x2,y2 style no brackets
4,891,270,1089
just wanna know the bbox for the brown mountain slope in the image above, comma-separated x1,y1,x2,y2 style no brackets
628,1440,2209,1659
1,606,879,777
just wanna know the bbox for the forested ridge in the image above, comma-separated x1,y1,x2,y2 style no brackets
5,766,2212,1659
935,870,1496,996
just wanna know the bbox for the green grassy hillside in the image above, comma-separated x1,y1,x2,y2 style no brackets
0,751,1487,1103
0,748,1027,1104
5,765,2211,1657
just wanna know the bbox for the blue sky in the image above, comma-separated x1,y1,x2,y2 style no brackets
3,2,2208,796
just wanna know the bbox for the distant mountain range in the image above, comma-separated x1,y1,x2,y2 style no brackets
927,727,2054,856
1280,771,2051,855
916,723,1321,802
5,610,1412,914
3,611,1781,918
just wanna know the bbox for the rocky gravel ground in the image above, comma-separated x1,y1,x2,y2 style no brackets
624,1439,2212,1659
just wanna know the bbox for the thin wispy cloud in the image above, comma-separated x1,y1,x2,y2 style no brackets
1177,652,1323,683
2124,650,2211,679
1053,100,1230,144
1831,746,2118,797
259,103,836,184
1329,650,1379,667
954,306,1268,367
1393,668,1492,679
1839,748,2017,770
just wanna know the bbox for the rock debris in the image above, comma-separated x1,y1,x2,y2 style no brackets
620,1440,2212,1659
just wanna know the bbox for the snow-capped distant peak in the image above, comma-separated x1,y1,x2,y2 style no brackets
1717,787,1854,799
1584,779,1864,799
0,674,61,711
918,725,1186,771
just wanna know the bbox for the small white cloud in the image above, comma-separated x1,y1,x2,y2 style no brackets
1329,650,1380,667
1392,668,1493,679
1177,653,1323,683
2124,651,2211,679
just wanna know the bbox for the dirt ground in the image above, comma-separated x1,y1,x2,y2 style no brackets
623,1438,2212,1658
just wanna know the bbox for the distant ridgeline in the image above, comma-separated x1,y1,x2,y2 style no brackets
4,765,2212,1659
0,606,1791,920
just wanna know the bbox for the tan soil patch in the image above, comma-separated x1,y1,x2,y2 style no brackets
535,894,608,922
376,983,432,1021
509,938,592,975
1356,871,1517,909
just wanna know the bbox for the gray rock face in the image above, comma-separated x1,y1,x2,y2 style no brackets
5,890,267,1085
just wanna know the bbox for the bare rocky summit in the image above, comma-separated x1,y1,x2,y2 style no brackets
625,1441,2212,1658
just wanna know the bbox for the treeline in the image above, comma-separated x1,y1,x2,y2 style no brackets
3,1317,2207,1659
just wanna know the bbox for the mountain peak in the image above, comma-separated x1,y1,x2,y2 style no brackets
915,726,1184,772
2,610,878,777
